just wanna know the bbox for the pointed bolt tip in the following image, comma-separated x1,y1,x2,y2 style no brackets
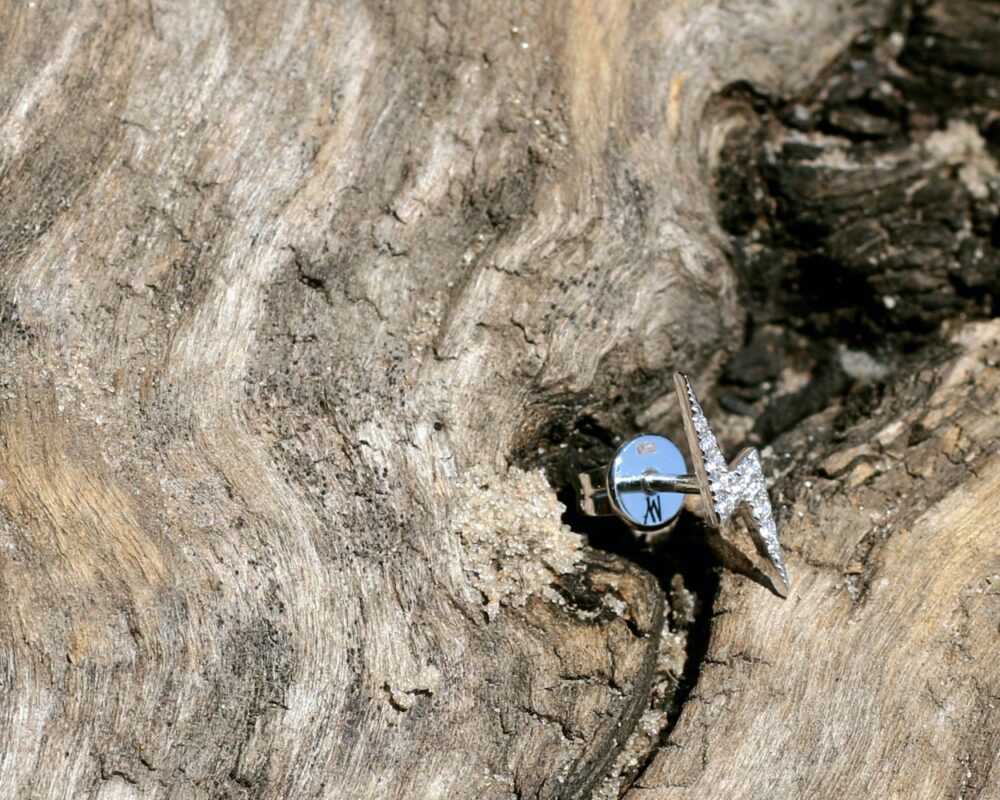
775,566,791,598
673,371,697,410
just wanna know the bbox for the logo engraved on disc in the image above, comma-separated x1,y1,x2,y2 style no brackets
643,495,662,524
609,434,686,530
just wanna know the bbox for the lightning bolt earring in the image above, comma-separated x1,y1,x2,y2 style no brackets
574,372,790,595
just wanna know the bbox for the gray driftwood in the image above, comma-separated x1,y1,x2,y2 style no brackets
1,1,997,798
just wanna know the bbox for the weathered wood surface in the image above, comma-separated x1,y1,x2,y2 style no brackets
2,0,998,798
621,4,1000,793
627,321,1000,799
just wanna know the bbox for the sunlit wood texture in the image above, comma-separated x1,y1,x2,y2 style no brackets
7,2,997,799
626,321,1000,799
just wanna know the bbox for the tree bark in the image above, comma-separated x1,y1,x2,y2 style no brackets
1,1,997,799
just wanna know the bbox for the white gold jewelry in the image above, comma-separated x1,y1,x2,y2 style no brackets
575,372,789,592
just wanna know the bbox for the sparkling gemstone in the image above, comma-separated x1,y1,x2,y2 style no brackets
678,374,789,589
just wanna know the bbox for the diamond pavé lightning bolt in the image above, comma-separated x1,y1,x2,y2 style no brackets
674,372,789,592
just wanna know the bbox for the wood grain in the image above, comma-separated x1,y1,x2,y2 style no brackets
12,1,1000,799
627,321,1000,799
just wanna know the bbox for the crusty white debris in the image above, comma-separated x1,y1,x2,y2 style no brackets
452,466,583,620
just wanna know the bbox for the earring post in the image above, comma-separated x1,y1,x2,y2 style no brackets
615,473,701,495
